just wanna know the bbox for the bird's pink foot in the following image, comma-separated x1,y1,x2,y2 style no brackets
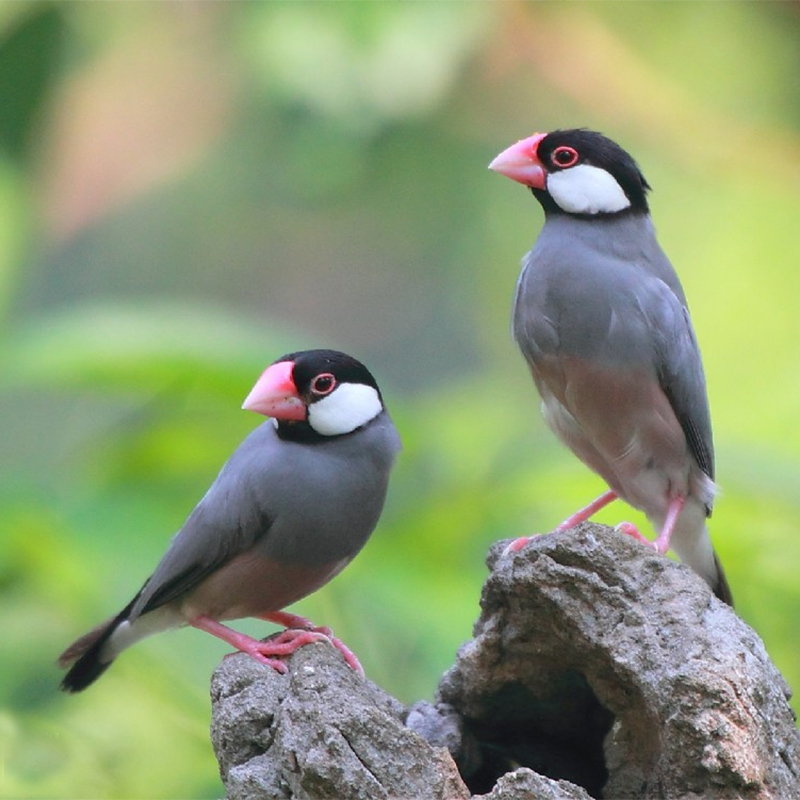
261,611,364,676
220,648,288,673
503,535,536,555
251,628,335,668
616,496,686,555
190,613,364,675
615,521,653,547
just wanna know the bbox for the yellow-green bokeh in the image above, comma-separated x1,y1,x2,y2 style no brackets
1,3,799,798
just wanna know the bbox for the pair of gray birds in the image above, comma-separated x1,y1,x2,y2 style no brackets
59,129,731,693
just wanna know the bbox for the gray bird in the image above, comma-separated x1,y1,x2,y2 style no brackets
489,129,732,605
59,349,402,692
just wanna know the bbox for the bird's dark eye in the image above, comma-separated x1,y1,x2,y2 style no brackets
552,146,579,168
311,373,336,396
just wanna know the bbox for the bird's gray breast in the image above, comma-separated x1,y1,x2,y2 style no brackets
248,412,401,565
512,215,681,369
509,213,714,514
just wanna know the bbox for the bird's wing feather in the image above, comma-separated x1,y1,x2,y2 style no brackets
650,296,715,481
131,426,276,619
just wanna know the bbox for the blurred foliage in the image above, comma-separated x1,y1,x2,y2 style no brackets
0,2,799,798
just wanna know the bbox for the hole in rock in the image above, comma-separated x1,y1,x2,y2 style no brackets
460,670,614,798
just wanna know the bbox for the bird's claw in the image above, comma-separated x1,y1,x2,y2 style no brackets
250,652,289,674
615,521,655,548
223,641,290,673
274,626,365,677
253,613,365,677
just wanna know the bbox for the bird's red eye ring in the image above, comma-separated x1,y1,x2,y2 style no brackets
551,146,579,168
311,373,336,396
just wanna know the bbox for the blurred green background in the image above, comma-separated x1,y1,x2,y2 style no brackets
1,2,799,797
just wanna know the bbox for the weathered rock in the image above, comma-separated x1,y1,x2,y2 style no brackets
438,524,800,798
405,700,482,778
474,768,593,800
210,643,469,800
210,523,800,799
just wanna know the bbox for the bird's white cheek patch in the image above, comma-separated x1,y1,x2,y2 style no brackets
547,164,631,215
308,383,382,436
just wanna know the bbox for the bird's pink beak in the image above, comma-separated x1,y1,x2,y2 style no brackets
488,132,547,189
242,361,307,421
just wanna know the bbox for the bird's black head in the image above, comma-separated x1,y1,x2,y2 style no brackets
243,349,384,442
282,349,381,401
490,128,651,217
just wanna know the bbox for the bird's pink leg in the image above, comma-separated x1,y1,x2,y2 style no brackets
616,495,685,555
653,495,685,555
260,611,364,676
504,489,618,554
555,489,618,531
190,613,363,675
615,521,647,543
190,615,303,674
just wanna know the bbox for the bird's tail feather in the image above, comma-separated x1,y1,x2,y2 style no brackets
667,505,733,607
58,598,137,693
711,550,734,607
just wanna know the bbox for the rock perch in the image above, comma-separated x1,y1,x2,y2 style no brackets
210,523,800,799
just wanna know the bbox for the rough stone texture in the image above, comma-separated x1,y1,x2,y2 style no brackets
405,700,482,778
438,524,800,798
210,642,469,800
474,769,593,800
210,523,800,799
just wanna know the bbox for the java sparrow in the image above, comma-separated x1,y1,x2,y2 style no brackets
59,349,401,692
489,129,732,605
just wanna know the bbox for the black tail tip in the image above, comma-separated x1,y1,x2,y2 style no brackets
712,552,734,608
60,655,113,693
